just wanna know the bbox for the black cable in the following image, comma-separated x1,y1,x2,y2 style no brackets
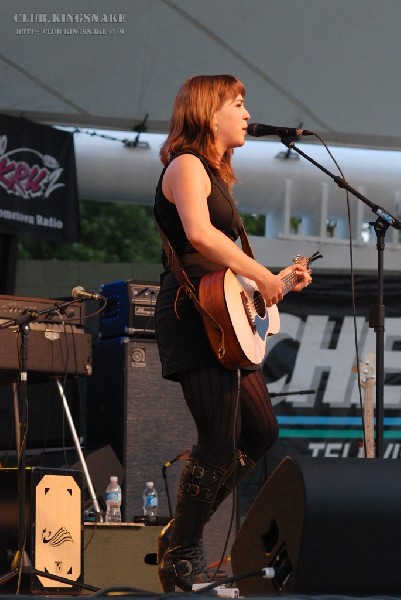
287,133,367,454
313,134,366,454
194,567,274,594
90,585,156,597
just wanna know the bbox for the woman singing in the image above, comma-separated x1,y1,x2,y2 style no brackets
153,74,311,592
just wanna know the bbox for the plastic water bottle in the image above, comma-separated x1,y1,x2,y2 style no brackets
142,481,158,523
105,476,122,523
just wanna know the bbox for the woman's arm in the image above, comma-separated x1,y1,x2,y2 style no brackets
162,154,310,306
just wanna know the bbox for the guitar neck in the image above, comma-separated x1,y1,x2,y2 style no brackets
279,252,321,296
281,270,301,296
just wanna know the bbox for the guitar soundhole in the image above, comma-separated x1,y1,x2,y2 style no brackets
254,290,266,318
240,291,256,333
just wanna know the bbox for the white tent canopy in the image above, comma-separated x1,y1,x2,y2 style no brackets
2,0,401,150
2,0,401,273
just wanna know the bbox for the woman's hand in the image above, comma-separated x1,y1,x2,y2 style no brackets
255,261,311,309
254,269,285,308
279,263,312,292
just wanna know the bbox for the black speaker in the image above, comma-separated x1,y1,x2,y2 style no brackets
0,467,83,593
231,455,401,595
86,337,196,519
86,337,236,567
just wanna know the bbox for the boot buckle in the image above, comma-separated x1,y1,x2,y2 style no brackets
173,559,193,578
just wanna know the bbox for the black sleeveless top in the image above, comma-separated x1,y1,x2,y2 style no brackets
153,153,242,380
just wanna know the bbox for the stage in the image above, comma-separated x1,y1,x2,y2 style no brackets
1,591,401,599
1,522,401,600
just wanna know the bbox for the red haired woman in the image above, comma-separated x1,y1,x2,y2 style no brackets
153,74,311,592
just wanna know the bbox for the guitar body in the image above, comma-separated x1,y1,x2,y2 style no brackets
198,268,279,369
198,252,321,370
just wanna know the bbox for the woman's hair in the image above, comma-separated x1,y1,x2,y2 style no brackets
160,74,246,188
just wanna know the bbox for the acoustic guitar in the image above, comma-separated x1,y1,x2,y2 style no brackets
198,251,322,369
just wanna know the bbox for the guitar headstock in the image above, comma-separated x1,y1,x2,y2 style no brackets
360,353,376,388
293,251,323,268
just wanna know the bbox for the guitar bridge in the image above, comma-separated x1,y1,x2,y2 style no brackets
240,291,256,334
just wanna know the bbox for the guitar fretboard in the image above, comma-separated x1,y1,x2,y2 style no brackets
281,270,301,296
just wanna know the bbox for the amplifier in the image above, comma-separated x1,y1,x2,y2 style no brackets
0,323,92,378
98,280,159,339
0,294,83,325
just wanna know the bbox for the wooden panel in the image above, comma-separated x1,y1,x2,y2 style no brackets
0,467,83,594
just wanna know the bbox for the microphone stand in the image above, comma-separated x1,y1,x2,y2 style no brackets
0,299,99,593
269,389,316,398
161,464,173,518
279,136,401,458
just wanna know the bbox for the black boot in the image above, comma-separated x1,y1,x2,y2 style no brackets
158,458,226,592
157,451,255,588
157,519,227,582
212,450,255,511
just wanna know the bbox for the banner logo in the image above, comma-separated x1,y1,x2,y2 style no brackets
0,115,79,242
0,135,65,199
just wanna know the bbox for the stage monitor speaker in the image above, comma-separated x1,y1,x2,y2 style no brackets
231,455,401,596
86,337,236,568
0,467,83,594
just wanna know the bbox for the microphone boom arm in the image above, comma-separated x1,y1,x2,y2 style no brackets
280,137,397,458
281,139,401,230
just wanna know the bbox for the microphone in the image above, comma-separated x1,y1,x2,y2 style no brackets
164,449,190,468
72,286,103,301
247,122,314,138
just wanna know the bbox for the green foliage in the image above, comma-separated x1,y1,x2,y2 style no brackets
17,200,162,262
240,213,265,236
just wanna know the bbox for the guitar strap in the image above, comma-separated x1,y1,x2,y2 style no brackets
153,149,259,362
239,222,255,260
154,220,226,359
154,212,256,362
212,175,255,260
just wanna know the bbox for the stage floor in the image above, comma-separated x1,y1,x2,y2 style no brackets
1,523,401,599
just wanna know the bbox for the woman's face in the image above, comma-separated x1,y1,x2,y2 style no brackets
214,94,250,155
